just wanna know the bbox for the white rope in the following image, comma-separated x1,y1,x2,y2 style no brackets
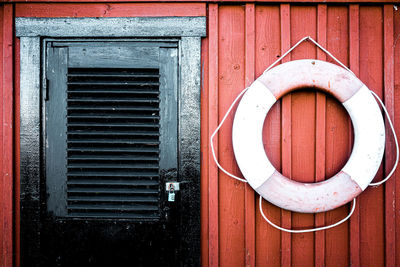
263,36,356,76
368,91,399,186
210,87,249,183
259,196,356,233
209,35,398,233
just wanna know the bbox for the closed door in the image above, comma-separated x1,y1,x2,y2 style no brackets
20,40,200,267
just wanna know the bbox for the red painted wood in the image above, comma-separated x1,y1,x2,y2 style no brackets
394,8,400,266
6,3,400,267
315,5,327,267
5,0,399,3
200,36,209,267
0,7,4,264
349,4,361,267
208,4,219,267
15,3,206,17
1,4,13,267
290,5,317,267
383,5,395,267
244,4,255,267
255,4,281,267
325,6,350,267
218,6,246,267
359,6,385,267
280,4,291,267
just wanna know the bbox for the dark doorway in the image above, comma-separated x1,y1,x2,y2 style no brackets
20,40,200,267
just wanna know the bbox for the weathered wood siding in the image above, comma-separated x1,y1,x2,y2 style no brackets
0,2,399,267
201,4,400,267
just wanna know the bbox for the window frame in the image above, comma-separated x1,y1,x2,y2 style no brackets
17,16,205,265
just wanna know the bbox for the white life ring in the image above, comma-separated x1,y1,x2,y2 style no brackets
232,59,385,213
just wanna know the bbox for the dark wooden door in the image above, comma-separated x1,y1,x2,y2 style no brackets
21,40,200,267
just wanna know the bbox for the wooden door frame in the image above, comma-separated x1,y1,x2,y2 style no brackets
16,16,205,266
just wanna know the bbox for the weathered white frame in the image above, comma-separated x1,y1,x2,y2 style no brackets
16,16,205,266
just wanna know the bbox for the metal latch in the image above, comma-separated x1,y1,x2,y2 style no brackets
166,182,180,202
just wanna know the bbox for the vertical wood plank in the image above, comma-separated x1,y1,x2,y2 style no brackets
359,6,385,267
349,5,360,267
394,8,400,266
383,4,395,267
0,7,4,263
315,4,327,267
1,4,13,267
208,4,219,267
325,6,350,267
280,4,291,267
245,4,255,267
290,5,317,267
218,6,245,267
201,36,209,267
255,5,281,267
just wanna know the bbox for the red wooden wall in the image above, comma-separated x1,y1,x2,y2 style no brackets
0,2,399,267
202,3,400,266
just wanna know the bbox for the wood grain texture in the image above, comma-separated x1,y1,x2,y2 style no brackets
5,3,400,267
208,4,219,267
244,4,255,267
5,0,400,3
218,6,245,267
200,36,209,267
15,3,206,17
315,5,327,265
280,4,291,267
255,4,281,267
0,7,4,264
359,6,385,267
324,6,351,267
394,8,400,266
349,4,360,267
1,5,13,267
383,5,396,267
15,17,207,37
290,5,316,267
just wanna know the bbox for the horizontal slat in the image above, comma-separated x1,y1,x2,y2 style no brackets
68,114,159,119
68,122,158,127
68,188,158,194
68,179,159,186
68,90,159,94
68,163,158,168
67,203,158,211
68,106,159,111
68,195,158,202
68,81,159,86
68,130,159,136
68,74,159,78
68,147,158,152
68,171,158,177
68,98,159,103
68,140,159,145
68,155,159,161
67,213,159,219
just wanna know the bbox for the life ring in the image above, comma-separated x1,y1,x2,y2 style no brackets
232,59,385,213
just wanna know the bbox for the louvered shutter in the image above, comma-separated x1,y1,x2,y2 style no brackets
45,42,178,219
